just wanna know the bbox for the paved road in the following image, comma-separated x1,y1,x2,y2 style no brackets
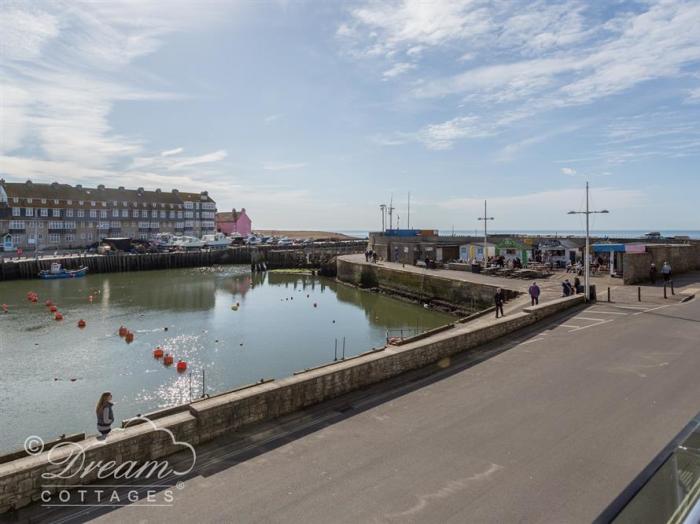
12,293,699,524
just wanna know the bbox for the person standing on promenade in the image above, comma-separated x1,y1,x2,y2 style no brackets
528,282,540,306
495,288,505,318
96,392,114,440
661,261,672,283
649,262,657,284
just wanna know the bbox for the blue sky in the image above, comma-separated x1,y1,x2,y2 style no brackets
1,0,699,231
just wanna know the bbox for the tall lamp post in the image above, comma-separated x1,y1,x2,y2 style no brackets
477,200,494,265
567,182,609,301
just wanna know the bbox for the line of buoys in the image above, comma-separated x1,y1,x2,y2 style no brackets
27,292,39,303
77,319,86,328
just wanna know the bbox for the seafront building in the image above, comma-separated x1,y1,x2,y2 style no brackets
216,208,252,236
0,179,216,251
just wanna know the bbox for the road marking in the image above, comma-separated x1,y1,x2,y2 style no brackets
588,310,628,315
559,324,582,329
566,319,615,332
575,316,609,323
607,304,652,311
519,337,545,346
633,304,670,316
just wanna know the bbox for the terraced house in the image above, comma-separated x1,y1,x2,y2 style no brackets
0,179,216,251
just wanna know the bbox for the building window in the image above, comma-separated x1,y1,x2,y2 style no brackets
123,201,128,207
52,208,61,217
67,200,72,205
13,197,19,203
80,233,86,240
90,210,97,218
113,201,118,206
27,198,33,204
41,199,47,204
12,207,20,216
98,222,109,230
79,200,84,205
66,209,74,217
53,199,59,205
133,209,139,218
110,221,121,229
77,209,84,218
100,210,107,218
65,234,74,242
121,209,128,217
9,220,25,230
112,209,119,217
160,210,166,218
87,233,93,241
25,207,34,217
48,234,60,243
91,201,95,206
41,208,48,217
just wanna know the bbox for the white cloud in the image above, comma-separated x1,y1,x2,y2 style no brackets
561,167,577,176
382,62,416,79
262,161,308,171
418,116,496,150
264,114,283,124
161,147,184,157
169,150,228,170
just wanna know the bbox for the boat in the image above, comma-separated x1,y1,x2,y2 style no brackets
245,235,262,245
174,236,206,250
39,263,88,280
202,232,231,249
152,233,180,250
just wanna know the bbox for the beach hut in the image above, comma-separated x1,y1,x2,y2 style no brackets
459,242,495,263
495,238,531,265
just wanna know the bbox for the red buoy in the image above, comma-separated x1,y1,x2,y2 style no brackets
54,312,63,321
118,326,127,337
49,305,58,313
45,300,52,307
153,347,164,358
77,319,86,328
176,360,187,372
163,354,174,366
125,331,134,343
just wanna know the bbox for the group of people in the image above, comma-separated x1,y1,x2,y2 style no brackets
484,255,523,269
649,261,672,284
561,277,583,296
364,249,379,263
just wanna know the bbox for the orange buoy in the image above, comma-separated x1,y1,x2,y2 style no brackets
49,305,58,313
176,360,187,372
55,312,63,321
163,354,174,366
125,331,134,343
118,326,127,337
77,319,86,328
153,347,164,358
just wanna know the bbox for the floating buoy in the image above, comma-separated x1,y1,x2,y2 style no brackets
118,326,127,337
236,302,240,307
125,331,134,343
54,312,63,321
77,319,86,328
176,360,187,372
49,305,58,313
45,300,52,307
163,354,174,366
231,305,239,311
153,347,164,358
88,295,93,302
70,378,77,382
31,296,38,303
2,304,7,313
313,303,317,308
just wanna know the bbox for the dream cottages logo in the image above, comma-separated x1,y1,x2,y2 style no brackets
24,416,196,507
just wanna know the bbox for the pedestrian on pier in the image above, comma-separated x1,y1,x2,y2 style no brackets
528,282,540,306
364,249,370,262
661,261,672,283
649,262,657,285
372,251,378,264
494,288,505,318
96,392,114,440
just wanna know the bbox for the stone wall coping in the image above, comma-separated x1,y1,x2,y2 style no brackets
522,295,585,313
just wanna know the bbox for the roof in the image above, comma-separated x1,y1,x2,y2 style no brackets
216,209,248,222
0,179,215,205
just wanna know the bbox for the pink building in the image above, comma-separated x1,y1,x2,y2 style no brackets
216,208,252,236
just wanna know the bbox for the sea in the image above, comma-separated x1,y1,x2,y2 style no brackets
339,230,700,240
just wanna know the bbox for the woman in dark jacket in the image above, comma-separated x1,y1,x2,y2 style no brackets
494,288,505,318
96,392,114,439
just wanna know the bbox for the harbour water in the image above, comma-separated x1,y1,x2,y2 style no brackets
0,267,454,453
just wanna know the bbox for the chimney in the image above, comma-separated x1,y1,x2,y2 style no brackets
51,182,59,188
241,208,246,213
201,191,208,196
26,179,33,185
155,188,161,193
172,189,179,194
76,184,83,191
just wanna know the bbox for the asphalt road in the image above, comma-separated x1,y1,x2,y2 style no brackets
11,295,700,524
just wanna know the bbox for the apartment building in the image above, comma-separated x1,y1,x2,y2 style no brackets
0,179,216,251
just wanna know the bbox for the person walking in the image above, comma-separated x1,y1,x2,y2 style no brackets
494,288,505,318
649,262,657,285
96,392,114,440
528,281,540,306
661,261,671,283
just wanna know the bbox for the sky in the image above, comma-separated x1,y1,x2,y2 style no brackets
1,0,699,231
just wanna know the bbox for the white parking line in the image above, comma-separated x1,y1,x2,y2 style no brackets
606,304,651,311
567,319,615,332
633,304,670,316
559,324,582,329
589,308,628,315
520,337,545,346
575,316,609,322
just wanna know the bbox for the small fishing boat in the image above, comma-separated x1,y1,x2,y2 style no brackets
39,263,88,280
202,232,231,249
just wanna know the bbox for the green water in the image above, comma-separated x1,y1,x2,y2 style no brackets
0,266,454,453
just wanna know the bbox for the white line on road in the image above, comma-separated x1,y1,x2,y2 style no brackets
567,319,615,332
633,304,670,316
607,304,652,311
575,317,609,322
588,310,628,315
519,338,545,346
559,324,582,329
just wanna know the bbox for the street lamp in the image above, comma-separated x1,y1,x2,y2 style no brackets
477,200,494,266
568,182,610,301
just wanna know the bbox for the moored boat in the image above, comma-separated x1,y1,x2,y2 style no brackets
39,263,88,280
202,232,231,249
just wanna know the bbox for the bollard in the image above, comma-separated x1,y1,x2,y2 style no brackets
664,283,667,299
342,337,346,360
201,369,206,398
334,339,338,361
607,287,611,303
638,287,641,302
671,280,675,295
